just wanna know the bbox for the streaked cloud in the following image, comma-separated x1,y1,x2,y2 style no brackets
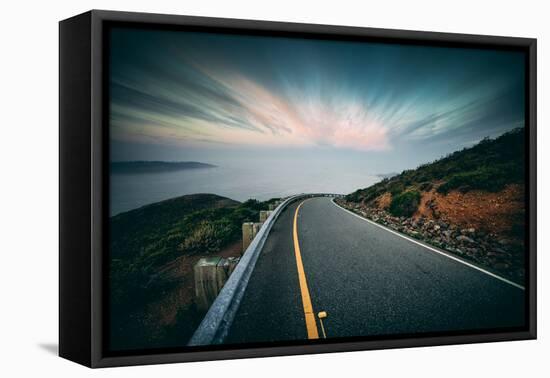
109,28,525,156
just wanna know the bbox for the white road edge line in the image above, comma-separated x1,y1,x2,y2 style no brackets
330,198,525,291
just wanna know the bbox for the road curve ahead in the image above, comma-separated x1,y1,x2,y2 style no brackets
226,196,525,344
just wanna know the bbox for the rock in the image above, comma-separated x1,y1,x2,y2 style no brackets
433,224,441,231
498,239,510,245
467,228,476,234
456,235,475,244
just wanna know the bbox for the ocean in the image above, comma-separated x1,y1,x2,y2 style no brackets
110,159,379,216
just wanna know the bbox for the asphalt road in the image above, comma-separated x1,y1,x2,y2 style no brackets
225,196,525,344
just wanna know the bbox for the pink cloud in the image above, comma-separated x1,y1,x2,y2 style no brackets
223,75,390,151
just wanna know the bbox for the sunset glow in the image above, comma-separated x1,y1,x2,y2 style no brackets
109,28,525,163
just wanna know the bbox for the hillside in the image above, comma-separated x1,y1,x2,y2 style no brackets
110,161,216,174
110,193,274,350
338,128,525,283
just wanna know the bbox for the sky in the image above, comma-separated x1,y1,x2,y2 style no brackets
109,27,525,173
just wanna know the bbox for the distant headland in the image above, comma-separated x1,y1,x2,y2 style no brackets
110,161,217,174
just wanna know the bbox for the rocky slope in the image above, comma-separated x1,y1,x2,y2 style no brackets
337,128,526,283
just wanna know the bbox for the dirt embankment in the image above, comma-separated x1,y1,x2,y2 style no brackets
112,241,243,350
414,184,524,239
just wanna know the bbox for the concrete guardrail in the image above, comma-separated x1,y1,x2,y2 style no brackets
188,193,342,346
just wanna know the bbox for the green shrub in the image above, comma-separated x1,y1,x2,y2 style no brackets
389,190,421,217
418,182,433,192
388,182,405,196
346,191,360,202
436,163,521,194
179,220,233,255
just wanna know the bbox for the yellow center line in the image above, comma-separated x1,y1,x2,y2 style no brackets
293,200,319,339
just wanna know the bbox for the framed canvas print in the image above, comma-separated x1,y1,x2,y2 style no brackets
59,10,536,368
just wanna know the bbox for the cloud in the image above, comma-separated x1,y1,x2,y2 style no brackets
111,59,392,151
388,81,525,146
109,29,525,155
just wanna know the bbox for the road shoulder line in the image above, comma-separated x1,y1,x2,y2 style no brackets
330,199,525,291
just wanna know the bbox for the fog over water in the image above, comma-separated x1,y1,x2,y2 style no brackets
110,153,379,216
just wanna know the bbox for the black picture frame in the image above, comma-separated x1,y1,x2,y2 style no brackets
59,9,537,368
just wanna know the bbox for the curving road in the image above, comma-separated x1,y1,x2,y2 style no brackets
225,196,525,344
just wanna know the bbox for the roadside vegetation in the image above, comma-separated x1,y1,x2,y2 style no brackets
110,194,276,304
346,127,525,207
389,190,421,217
109,193,277,349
